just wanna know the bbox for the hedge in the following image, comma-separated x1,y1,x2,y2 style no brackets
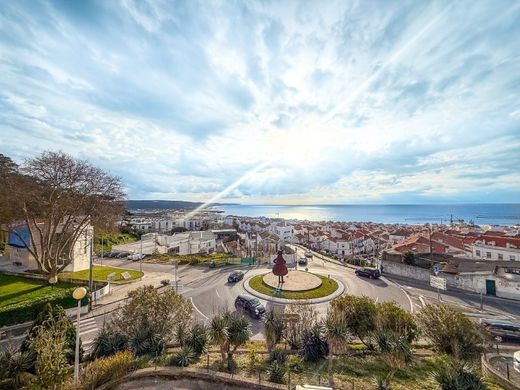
0,287,86,327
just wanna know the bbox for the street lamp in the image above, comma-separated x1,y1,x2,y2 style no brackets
72,287,87,387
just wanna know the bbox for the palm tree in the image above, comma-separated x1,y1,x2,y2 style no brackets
325,313,349,387
264,310,284,350
209,311,251,371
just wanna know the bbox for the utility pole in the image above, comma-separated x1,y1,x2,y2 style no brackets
88,236,94,311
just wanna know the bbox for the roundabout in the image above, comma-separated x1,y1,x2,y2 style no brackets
245,272,343,302
262,270,322,291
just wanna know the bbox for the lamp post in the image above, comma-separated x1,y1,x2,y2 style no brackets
72,287,87,387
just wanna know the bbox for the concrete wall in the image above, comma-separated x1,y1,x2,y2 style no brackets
382,261,431,282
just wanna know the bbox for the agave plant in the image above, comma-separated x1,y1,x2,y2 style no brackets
90,327,129,359
170,345,196,367
431,357,487,390
0,350,33,388
267,360,286,384
187,323,208,356
130,326,165,357
300,324,329,362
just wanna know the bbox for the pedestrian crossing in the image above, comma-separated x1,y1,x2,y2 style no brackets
74,316,98,351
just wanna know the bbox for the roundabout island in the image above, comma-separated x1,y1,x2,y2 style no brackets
244,250,344,302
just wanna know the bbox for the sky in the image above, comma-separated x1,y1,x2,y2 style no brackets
0,0,519,205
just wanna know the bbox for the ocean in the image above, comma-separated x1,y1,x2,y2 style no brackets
215,204,520,226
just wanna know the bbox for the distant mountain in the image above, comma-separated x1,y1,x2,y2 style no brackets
125,200,236,211
125,200,204,210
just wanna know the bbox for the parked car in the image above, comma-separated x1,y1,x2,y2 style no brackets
234,295,265,319
355,267,381,279
305,250,313,258
298,257,308,266
481,319,520,343
128,253,145,261
228,271,244,283
116,251,131,258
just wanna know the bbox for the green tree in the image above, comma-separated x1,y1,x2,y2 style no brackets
209,311,251,371
21,303,80,367
417,304,484,362
29,314,71,388
330,295,377,347
109,285,192,344
1,151,125,279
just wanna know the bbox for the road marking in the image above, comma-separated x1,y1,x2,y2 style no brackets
215,289,221,299
419,296,426,308
387,278,414,313
190,297,209,320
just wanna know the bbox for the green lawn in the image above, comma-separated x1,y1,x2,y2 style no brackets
0,273,76,309
59,265,143,283
0,273,79,326
248,273,339,299
145,252,235,266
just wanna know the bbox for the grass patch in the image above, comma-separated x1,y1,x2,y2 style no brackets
59,265,143,283
95,233,137,254
145,252,235,266
0,273,79,326
248,273,338,299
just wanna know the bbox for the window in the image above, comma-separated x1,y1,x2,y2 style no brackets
498,254,503,260
511,255,516,261
486,252,491,259
476,250,481,257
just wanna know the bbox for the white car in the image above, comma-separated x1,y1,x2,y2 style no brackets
514,351,520,374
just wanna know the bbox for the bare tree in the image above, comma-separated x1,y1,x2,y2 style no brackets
1,151,125,279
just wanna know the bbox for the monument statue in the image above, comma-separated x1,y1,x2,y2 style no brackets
272,250,289,284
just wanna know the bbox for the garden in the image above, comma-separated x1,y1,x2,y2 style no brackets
0,273,79,326
59,265,143,283
144,252,237,266
0,284,505,390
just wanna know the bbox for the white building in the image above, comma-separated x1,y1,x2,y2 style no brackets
468,236,520,262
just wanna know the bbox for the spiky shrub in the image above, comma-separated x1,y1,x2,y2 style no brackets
130,326,165,357
431,357,488,390
300,324,329,362
0,350,33,388
170,345,196,367
90,327,129,359
187,323,208,356
286,355,304,373
268,348,287,365
264,310,284,350
80,351,135,390
21,303,80,367
267,360,286,384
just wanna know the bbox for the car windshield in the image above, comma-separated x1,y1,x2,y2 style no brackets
249,298,261,307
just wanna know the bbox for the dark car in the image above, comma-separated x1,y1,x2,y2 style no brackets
355,267,381,279
234,295,265,319
481,319,520,343
298,257,308,266
228,271,244,283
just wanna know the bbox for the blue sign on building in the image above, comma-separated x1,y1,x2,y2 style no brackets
8,226,31,248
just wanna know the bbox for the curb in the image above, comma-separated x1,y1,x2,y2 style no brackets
242,273,345,304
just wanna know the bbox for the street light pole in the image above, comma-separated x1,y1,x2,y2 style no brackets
72,287,87,387
88,237,93,311
139,236,143,273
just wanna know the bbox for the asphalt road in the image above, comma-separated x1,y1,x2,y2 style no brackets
3,252,517,352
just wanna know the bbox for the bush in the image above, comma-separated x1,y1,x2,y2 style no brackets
80,351,135,390
268,348,286,365
90,327,128,359
187,324,208,356
300,324,329,362
417,304,484,362
130,327,165,357
160,279,170,286
431,357,487,390
170,345,196,367
286,355,304,373
267,361,286,384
